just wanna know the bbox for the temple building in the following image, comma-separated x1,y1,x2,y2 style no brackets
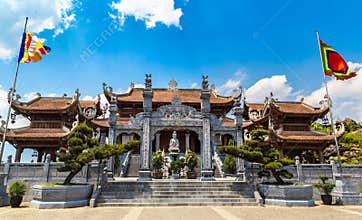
242,94,344,163
1,90,101,162
1,75,343,179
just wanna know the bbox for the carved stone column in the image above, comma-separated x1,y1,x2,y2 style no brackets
201,115,214,180
200,75,214,180
107,92,118,176
155,133,161,153
15,147,23,162
234,104,246,182
138,114,152,181
185,133,190,152
139,74,153,181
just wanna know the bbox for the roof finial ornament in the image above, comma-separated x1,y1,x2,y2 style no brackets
130,82,135,89
63,93,67,97
202,75,209,90
168,79,177,91
74,88,80,100
210,84,215,91
145,73,152,89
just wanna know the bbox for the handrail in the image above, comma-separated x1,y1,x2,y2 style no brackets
213,152,225,178
120,150,132,177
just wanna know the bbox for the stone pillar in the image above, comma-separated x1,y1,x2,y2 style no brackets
201,115,214,180
15,147,23,162
330,156,337,182
155,133,161,153
108,92,118,176
233,105,245,182
138,114,152,181
185,133,190,152
139,74,153,181
99,132,106,145
200,76,214,180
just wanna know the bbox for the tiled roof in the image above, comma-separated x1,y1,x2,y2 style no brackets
275,131,336,142
12,97,76,111
79,100,98,109
91,118,130,128
5,128,68,139
222,117,234,127
245,103,265,111
116,88,234,104
271,102,329,114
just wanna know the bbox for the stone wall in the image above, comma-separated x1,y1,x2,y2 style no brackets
0,156,102,202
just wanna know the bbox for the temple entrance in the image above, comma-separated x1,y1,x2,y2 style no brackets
152,130,200,154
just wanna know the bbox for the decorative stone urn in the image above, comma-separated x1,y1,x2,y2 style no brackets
30,184,93,209
258,184,314,207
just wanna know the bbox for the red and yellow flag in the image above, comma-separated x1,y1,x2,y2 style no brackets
319,40,356,80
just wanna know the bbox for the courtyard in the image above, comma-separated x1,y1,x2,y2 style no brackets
1,203,362,220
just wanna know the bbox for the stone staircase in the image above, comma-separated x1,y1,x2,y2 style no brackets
96,180,258,206
126,154,140,177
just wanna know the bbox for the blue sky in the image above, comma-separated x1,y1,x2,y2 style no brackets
1,0,362,162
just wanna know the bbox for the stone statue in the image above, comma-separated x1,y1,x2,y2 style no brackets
168,131,180,153
202,75,209,90
145,74,152,89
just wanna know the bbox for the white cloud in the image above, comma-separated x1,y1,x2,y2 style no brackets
191,82,198,88
0,0,78,61
245,75,293,102
110,0,183,29
218,79,241,95
304,62,362,121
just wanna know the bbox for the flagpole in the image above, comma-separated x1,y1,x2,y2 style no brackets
0,17,28,165
316,31,342,174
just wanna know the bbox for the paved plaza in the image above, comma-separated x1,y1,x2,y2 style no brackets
1,203,362,220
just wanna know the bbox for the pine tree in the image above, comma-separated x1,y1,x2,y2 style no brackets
57,123,139,184
219,128,294,184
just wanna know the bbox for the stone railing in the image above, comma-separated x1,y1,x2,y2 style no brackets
212,152,225,178
120,151,132,177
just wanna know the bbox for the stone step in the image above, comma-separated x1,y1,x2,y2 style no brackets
99,195,249,199
96,201,257,207
100,190,248,196
97,198,257,205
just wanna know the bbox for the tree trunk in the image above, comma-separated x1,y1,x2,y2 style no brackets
271,170,284,184
63,169,81,184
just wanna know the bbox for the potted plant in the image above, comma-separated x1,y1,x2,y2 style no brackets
185,151,198,179
152,152,164,179
219,128,314,206
8,181,26,208
31,123,139,208
314,176,336,205
170,158,185,179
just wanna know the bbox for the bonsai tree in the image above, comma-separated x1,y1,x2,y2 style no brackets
8,181,26,208
313,176,336,205
219,128,294,184
223,154,236,174
185,151,198,178
58,123,139,184
152,152,164,178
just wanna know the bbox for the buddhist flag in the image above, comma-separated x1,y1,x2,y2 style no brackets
18,32,51,63
319,40,356,80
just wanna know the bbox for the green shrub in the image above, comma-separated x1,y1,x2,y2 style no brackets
8,181,26,197
152,152,164,171
313,176,336,195
223,154,236,174
311,122,332,134
170,158,185,174
340,132,362,145
185,151,198,172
